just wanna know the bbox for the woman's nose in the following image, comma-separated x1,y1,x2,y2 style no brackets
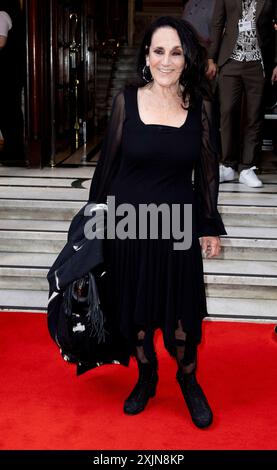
161,54,171,66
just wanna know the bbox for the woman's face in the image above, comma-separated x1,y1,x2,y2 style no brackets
146,26,185,88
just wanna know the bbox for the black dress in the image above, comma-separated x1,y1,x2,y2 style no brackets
89,86,226,363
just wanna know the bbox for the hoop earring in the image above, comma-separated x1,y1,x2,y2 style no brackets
142,65,152,83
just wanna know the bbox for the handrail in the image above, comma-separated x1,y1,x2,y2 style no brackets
128,0,135,46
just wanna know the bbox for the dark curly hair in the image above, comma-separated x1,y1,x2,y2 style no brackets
137,16,210,108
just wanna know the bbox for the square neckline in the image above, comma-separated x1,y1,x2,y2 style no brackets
135,87,190,130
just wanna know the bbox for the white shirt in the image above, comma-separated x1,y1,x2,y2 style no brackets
0,11,12,37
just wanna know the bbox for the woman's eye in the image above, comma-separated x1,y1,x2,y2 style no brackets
153,50,182,56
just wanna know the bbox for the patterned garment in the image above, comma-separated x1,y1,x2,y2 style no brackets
231,0,263,62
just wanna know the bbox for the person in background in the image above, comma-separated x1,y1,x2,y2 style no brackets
0,0,26,167
207,0,277,188
182,0,221,159
182,0,216,46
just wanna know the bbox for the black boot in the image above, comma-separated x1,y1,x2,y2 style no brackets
177,370,213,428
124,361,158,415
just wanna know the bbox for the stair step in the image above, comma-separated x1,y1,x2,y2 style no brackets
0,186,88,201
0,224,276,259
0,230,66,253
206,283,277,300
219,205,277,227
220,181,277,193
225,226,277,238
139,9,183,16
117,47,140,56
96,83,111,91
204,259,277,300
0,177,81,188
0,291,275,318
111,79,138,88
0,289,48,311
207,297,277,319
0,219,69,231
204,259,277,282
220,239,277,261
96,64,113,72
0,252,55,268
116,58,139,67
0,254,276,296
113,67,138,75
219,192,277,207
0,272,48,291
0,252,53,290
0,200,82,220
0,251,51,290
0,167,93,178
220,226,277,260
110,78,137,88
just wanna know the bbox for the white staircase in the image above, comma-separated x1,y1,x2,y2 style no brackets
0,168,88,311
105,46,140,117
94,46,139,124
0,167,276,321
206,176,277,319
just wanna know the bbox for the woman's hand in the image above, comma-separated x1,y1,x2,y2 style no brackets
201,236,221,258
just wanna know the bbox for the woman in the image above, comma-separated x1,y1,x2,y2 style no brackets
89,16,226,429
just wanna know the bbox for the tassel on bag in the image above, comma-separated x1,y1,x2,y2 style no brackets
63,272,106,344
87,272,106,343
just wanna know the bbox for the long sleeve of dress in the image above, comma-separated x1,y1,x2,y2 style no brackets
194,99,226,237
88,91,126,203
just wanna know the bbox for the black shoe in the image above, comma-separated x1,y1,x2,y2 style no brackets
124,361,158,415
177,370,213,429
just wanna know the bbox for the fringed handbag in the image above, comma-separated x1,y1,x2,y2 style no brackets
64,272,106,345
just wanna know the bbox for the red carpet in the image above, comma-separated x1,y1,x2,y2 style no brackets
0,311,277,450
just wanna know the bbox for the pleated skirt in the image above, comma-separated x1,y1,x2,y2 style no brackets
104,231,207,361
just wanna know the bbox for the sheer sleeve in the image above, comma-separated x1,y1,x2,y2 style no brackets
194,99,227,237
88,90,126,203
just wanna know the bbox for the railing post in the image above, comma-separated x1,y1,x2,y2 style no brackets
25,0,43,167
128,0,135,46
